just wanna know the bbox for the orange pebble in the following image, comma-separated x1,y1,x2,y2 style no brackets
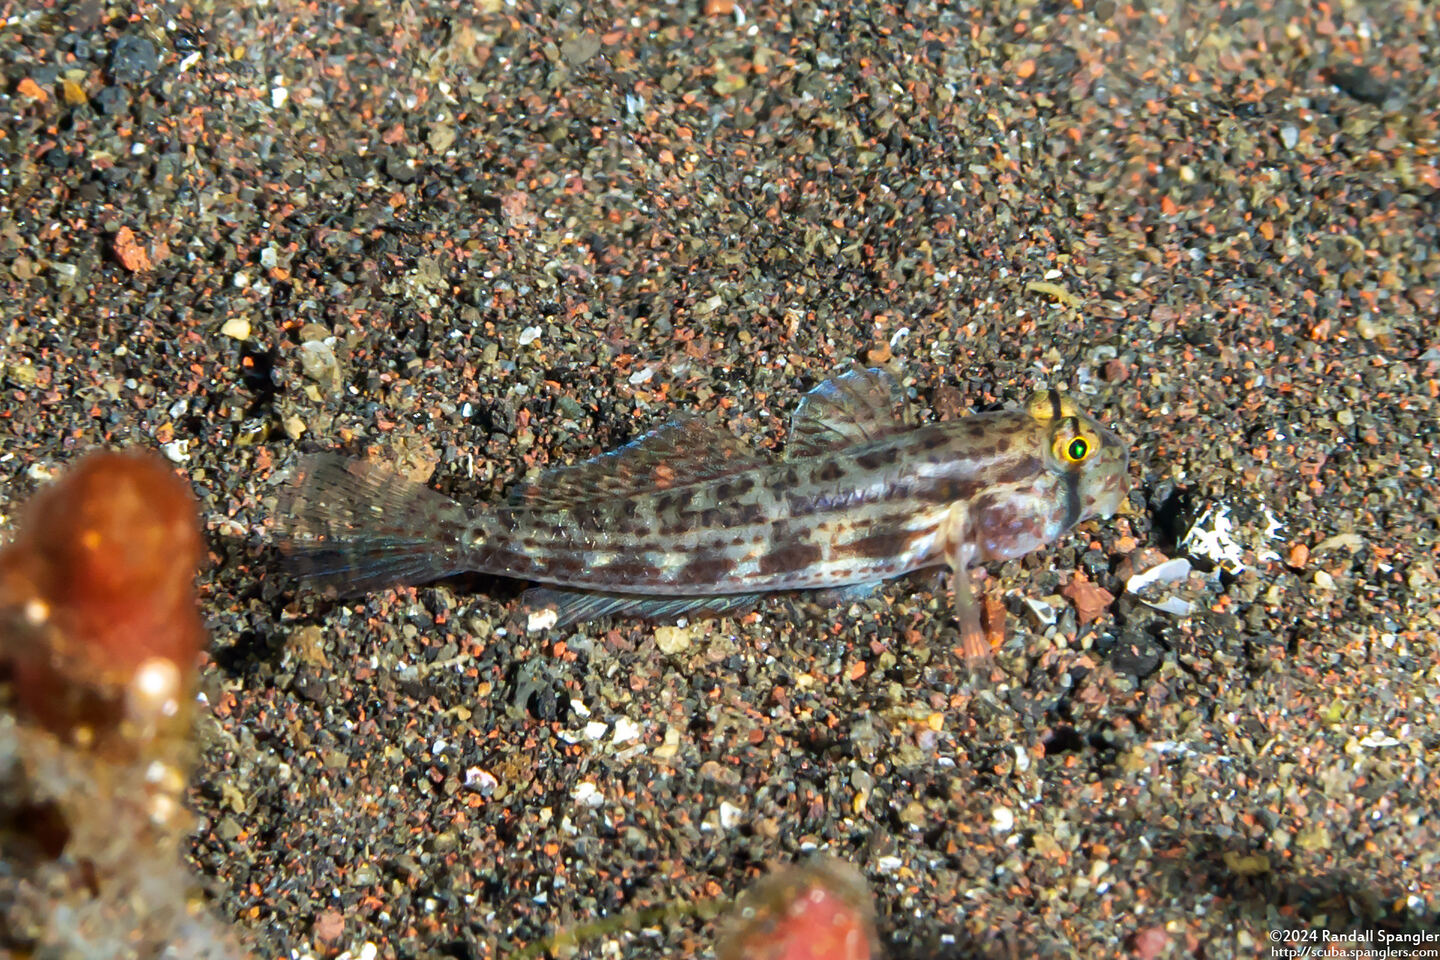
17,76,48,101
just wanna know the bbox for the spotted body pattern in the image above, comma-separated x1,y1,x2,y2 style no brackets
280,369,1128,656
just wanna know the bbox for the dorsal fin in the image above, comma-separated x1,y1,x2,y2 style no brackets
509,417,767,509
786,366,910,459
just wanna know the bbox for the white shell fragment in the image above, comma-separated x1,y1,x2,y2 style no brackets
463,767,498,796
1125,557,1195,618
1144,596,1196,617
571,782,603,808
1182,504,1248,572
1125,557,1192,594
1023,597,1056,628
612,717,642,745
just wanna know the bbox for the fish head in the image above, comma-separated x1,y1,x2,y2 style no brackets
1026,390,1130,527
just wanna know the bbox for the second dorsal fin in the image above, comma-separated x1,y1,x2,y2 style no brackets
509,417,767,509
786,367,910,459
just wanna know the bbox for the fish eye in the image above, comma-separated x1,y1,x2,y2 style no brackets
1053,429,1095,465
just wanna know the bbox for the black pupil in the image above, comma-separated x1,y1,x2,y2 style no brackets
1069,438,1088,460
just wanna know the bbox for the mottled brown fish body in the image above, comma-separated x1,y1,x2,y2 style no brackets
462,414,1111,596
279,369,1128,642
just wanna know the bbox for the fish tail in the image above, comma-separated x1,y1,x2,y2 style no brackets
277,454,475,596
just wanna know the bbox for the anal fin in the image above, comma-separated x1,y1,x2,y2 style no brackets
781,579,889,623
522,587,764,629
810,580,887,604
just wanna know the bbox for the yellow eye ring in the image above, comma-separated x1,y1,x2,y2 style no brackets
1054,431,1094,464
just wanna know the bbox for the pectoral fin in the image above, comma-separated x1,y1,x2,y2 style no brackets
939,503,990,661
949,566,991,661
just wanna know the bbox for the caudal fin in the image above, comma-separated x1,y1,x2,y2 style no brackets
276,454,473,597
